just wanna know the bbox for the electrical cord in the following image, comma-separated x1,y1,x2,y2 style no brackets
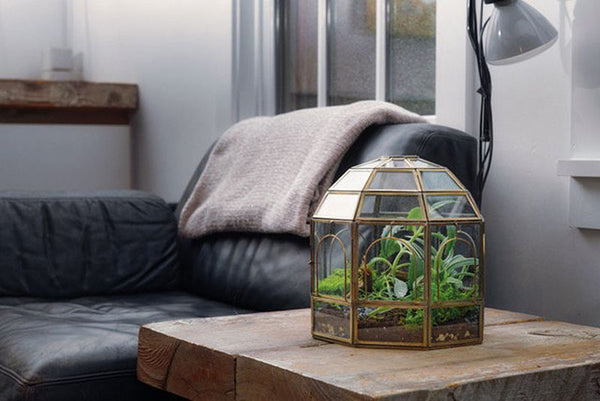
467,0,493,207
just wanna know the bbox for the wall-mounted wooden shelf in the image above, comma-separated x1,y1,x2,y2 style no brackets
0,79,138,124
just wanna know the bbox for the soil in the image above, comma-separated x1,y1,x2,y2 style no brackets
357,308,423,343
357,324,423,343
357,309,408,329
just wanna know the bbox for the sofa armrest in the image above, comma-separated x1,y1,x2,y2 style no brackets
0,191,179,298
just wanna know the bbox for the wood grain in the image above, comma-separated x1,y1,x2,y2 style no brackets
138,325,236,401
0,79,138,124
137,308,600,401
137,310,318,400
237,320,600,401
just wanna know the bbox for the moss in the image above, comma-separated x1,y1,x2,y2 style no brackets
318,268,349,297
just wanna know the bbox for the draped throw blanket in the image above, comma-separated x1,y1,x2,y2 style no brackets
178,101,426,238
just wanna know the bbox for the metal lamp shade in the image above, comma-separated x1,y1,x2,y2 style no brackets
483,0,558,65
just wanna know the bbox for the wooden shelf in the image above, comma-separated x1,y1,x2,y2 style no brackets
0,79,138,124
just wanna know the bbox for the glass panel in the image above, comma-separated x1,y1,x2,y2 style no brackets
313,300,351,339
431,306,481,344
421,171,461,191
277,0,318,113
327,0,376,105
430,224,481,302
357,224,425,302
380,159,410,168
388,0,436,115
313,193,360,220
330,170,373,191
426,195,477,219
360,195,422,219
357,307,423,344
314,222,351,298
368,171,417,190
412,159,440,168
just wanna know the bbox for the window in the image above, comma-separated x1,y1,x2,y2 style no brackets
327,0,376,106
387,0,436,115
276,0,436,115
276,0,318,113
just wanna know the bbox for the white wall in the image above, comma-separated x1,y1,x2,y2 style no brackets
478,0,600,326
0,125,131,190
0,0,69,79
72,0,233,202
0,0,233,202
0,0,132,192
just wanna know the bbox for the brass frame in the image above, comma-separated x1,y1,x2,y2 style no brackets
310,156,485,350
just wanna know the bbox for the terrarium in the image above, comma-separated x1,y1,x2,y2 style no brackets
310,156,484,349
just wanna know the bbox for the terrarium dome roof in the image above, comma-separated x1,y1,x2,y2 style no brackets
312,156,481,222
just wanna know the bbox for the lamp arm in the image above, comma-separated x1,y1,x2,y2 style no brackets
467,0,494,206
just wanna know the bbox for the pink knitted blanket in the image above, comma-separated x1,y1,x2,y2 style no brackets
178,101,425,238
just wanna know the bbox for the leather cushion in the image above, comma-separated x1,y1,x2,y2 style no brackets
0,191,179,298
179,233,310,311
0,291,250,401
177,123,477,311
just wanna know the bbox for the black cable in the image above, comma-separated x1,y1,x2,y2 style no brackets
467,0,494,207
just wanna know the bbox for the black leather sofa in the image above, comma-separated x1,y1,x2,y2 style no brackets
0,123,477,401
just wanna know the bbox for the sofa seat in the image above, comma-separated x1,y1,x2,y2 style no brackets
0,291,250,401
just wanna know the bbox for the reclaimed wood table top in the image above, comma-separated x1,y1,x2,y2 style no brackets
0,79,138,124
137,308,600,401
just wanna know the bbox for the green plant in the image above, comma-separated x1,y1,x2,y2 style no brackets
317,201,478,327
317,266,350,298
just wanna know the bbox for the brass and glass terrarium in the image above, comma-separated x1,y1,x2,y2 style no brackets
310,156,484,349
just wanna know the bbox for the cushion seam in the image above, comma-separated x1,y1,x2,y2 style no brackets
0,363,28,389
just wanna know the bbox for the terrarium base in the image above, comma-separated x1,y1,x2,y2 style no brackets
313,307,482,349
312,332,482,349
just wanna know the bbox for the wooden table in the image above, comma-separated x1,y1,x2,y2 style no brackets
137,308,600,401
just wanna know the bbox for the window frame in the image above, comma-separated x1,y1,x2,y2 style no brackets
304,0,441,118
234,0,474,132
